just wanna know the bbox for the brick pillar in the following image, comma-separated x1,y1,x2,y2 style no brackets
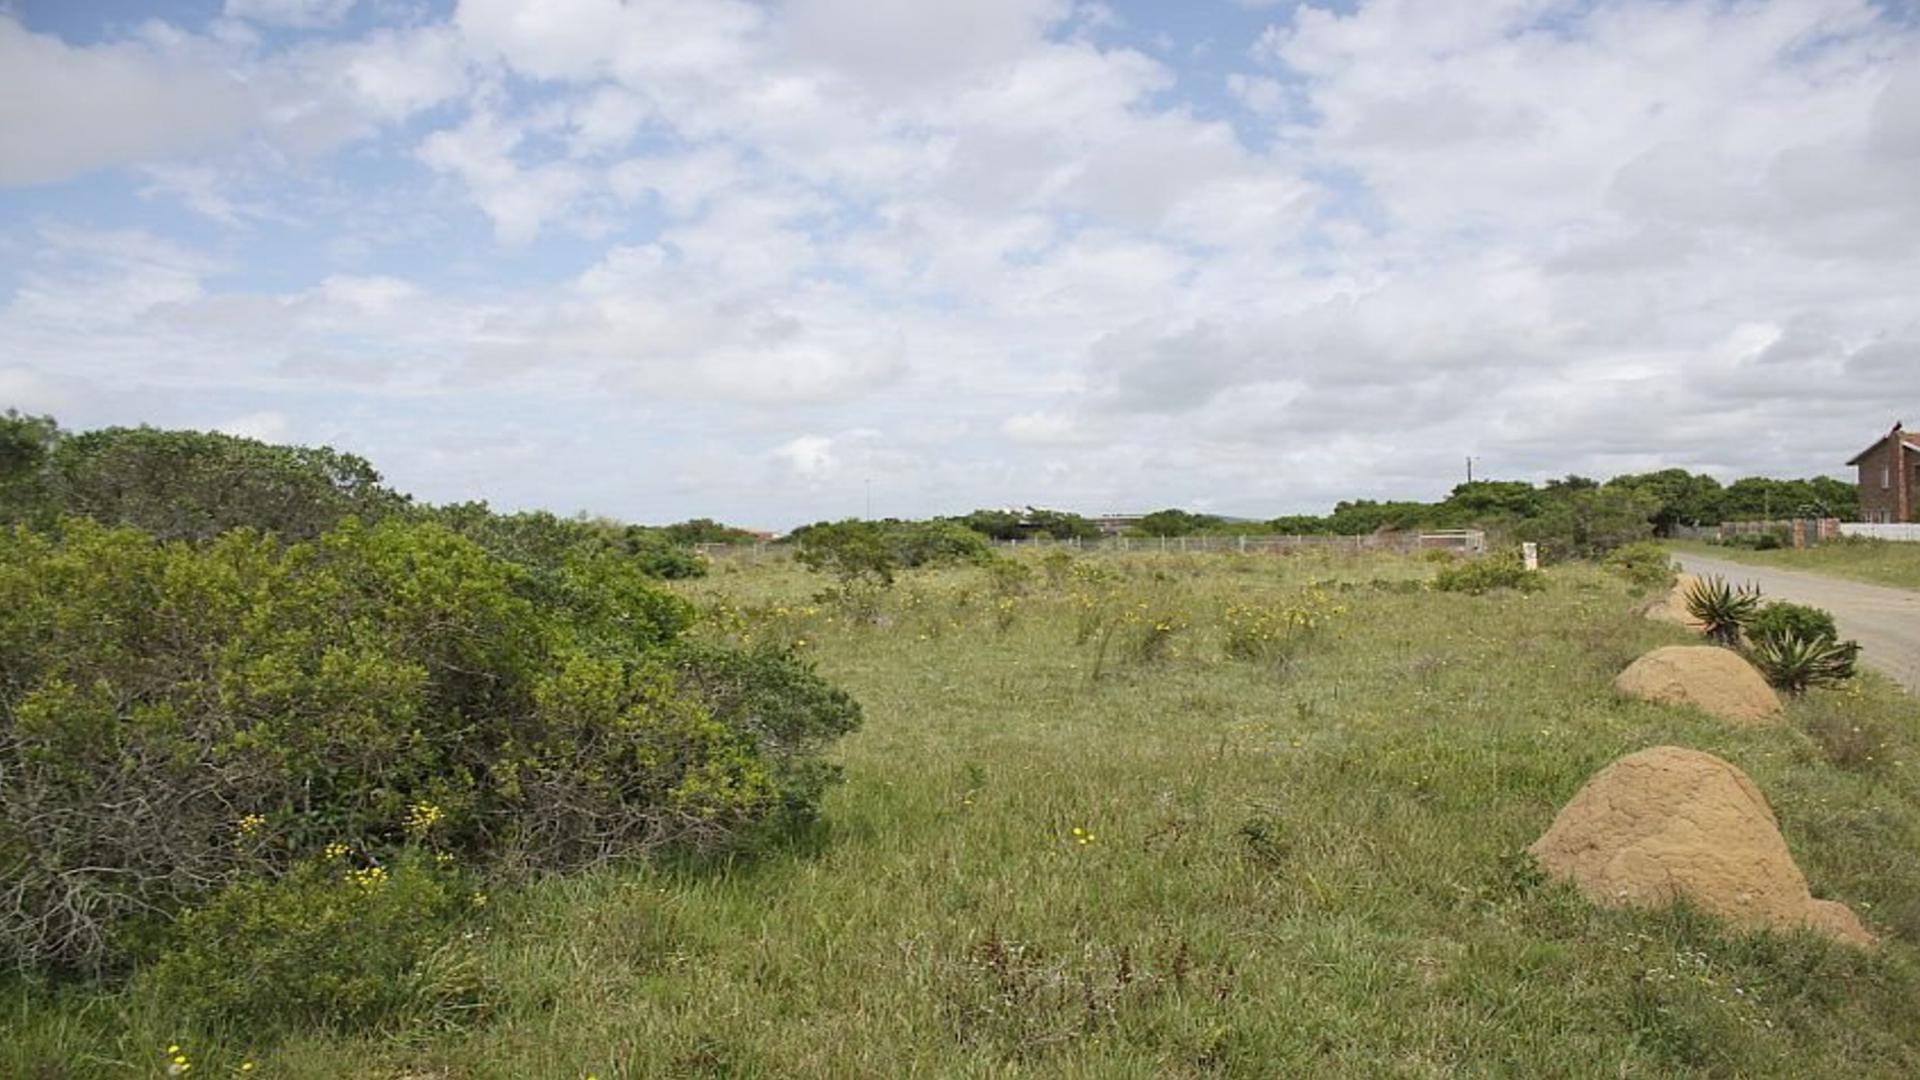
1902,424,1914,523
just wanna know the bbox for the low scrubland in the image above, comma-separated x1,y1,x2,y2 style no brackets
11,544,1920,1077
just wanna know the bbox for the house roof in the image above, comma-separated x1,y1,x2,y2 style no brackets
1846,424,1913,466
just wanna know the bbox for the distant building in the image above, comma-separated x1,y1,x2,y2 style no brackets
1090,513,1145,536
1848,421,1919,523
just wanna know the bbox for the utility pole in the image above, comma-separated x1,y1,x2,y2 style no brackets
1466,456,1478,484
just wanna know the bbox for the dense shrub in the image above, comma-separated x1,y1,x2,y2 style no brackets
429,503,706,580
892,520,994,568
1602,542,1675,592
1431,554,1547,595
0,419,708,582
1745,601,1839,648
1743,601,1858,695
136,850,486,1032
0,518,858,974
28,426,407,541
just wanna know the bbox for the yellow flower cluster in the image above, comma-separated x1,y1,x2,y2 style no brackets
236,813,267,836
1222,589,1347,659
1071,827,1097,847
404,800,445,836
345,865,389,892
322,841,351,861
166,1043,191,1075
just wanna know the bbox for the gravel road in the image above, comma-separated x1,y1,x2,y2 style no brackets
1675,552,1920,694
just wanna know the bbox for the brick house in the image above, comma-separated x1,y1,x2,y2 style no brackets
1848,421,1919,523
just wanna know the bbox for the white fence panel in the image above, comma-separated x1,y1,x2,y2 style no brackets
1838,523,1920,542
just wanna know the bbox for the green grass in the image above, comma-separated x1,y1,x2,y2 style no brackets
11,550,1920,1077
1669,538,1920,591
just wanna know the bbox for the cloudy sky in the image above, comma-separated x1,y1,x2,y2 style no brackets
2,0,1918,528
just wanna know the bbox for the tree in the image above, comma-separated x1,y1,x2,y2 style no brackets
1266,514,1332,534
1604,469,1725,535
0,410,62,522
662,518,759,545
1440,480,1541,521
950,507,1099,542
1514,486,1657,560
1133,508,1222,537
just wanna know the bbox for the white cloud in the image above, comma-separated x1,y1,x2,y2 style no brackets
417,111,590,244
4,0,1920,525
772,434,837,478
0,17,256,186
216,410,294,441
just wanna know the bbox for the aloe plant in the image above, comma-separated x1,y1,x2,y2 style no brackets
1751,631,1861,696
1683,575,1761,646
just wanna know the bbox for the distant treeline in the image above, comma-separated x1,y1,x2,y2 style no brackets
1134,471,1856,539
779,470,1854,567
2,413,1855,560
0,412,762,579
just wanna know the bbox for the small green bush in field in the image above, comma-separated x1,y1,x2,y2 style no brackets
1602,542,1675,592
1745,601,1840,649
1743,601,1858,695
1432,554,1547,595
137,850,486,1032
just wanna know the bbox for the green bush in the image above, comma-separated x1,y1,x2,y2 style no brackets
1745,601,1839,649
28,425,407,541
428,504,706,581
137,850,486,1032
1601,541,1675,592
1431,554,1547,595
891,520,993,568
0,518,858,974
1742,601,1858,695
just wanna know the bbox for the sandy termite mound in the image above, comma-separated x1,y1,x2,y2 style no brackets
1530,746,1872,947
1642,572,1706,631
1614,644,1783,726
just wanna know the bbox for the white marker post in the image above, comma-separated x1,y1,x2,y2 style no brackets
1521,542,1539,571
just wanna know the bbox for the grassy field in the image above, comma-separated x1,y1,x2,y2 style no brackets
1669,538,1920,591
11,549,1920,1077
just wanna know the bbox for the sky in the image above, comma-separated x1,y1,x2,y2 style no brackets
2,0,1919,529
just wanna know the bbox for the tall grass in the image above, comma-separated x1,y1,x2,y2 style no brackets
9,549,1920,1077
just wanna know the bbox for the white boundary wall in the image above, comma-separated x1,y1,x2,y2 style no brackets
1839,522,1920,542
